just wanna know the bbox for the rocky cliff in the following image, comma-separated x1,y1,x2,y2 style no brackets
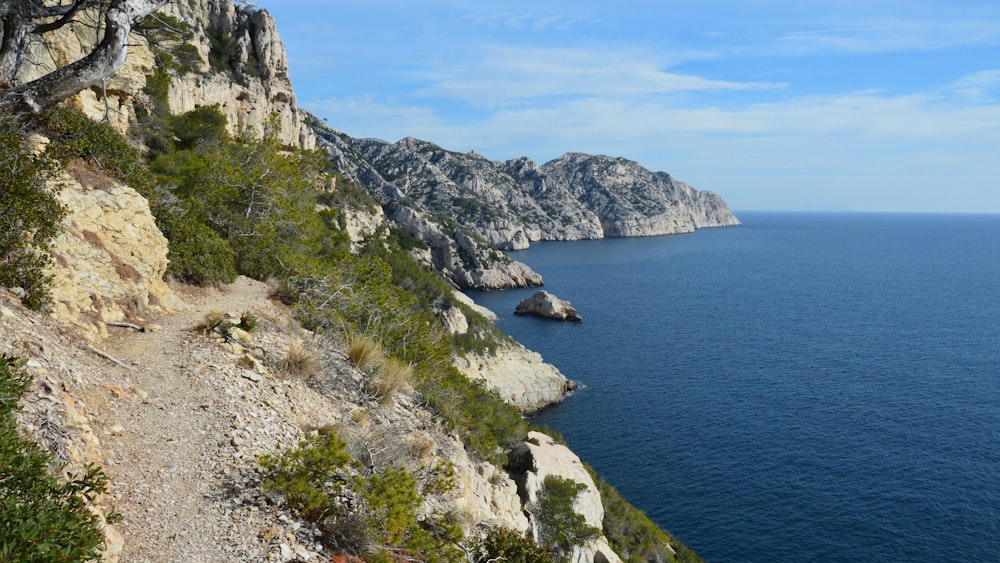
15,0,313,149
316,125,740,288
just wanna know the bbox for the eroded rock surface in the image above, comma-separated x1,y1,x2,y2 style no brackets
515,290,582,322
454,342,575,413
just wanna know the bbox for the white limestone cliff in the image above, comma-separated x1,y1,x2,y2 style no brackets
510,431,624,563
455,342,575,413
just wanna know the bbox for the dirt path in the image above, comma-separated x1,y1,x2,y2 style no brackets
96,277,283,562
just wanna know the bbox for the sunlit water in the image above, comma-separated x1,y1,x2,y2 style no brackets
468,212,1000,562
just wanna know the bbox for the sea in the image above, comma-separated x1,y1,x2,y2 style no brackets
467,211,1000,563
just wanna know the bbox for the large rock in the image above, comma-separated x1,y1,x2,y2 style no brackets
46,162,181,338
508,432,623,563
385,201,543,290
515,290,582,322
454,342,575,413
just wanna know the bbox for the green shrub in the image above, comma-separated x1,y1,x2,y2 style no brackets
583,463,703,563
42,106,155,196
260,438,463,561
535,475,600,560
157,209,237,285
259,433,353,523
0,355,115,561
474,527,554,563
0,110,64,310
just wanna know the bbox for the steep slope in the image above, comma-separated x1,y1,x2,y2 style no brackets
2,1,710,561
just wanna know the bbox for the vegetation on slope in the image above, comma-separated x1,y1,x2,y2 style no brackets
0,355,118,562
1,95,703,561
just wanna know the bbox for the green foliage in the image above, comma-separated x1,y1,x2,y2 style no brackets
156,209,237,285
260,439,462,561
0,355,113,561
474,527,554,563
239,311,258,333
583,463,703,563
259,433,353,522
0,110,65,310
535,475,600,561
42,106,156,198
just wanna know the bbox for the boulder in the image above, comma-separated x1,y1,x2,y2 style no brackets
515,290,582,322
454,342,575,413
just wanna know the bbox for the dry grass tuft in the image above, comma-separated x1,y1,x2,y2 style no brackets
366,356,413,401
279,341,321,378
346,333,383,371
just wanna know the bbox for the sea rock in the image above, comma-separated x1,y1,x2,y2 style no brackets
454,342,575,413
509,432,623,563
515,291,582,322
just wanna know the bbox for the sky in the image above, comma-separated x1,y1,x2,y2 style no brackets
251,1,1000,213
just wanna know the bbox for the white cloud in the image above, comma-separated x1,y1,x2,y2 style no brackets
951,69,1000,100
418,45,783,106
777,20,1000,54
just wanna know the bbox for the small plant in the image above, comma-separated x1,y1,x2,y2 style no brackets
258,433,353,523
346,333,383,371
239,311,258,332
279,341,320,378
474,527,554,563
364,356,412,401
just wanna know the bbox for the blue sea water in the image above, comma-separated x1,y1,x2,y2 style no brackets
467,212,1000,563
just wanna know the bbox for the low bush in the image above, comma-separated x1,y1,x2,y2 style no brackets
474,527,554,563
0,354,116,561
346,333,383,371
365,357,413,401
279,341,321,378
0,109,64,310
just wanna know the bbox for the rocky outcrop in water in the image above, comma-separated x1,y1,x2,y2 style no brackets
515,290,583,322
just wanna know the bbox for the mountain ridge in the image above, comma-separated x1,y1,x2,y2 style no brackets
315,122,739,288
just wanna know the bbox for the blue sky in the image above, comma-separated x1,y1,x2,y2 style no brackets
252,1,1000,213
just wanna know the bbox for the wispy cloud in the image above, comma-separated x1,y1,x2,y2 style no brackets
463,11,591,31
418,45,784,105
778,20,1000,54
951,69,1000,100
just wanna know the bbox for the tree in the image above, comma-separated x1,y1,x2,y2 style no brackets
0,0,167,113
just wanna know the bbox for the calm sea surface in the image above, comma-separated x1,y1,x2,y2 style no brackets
468,212,1000,563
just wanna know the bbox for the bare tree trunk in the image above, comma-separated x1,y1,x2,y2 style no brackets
0,0,167,113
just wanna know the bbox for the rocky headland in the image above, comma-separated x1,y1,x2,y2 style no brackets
315,125,740,289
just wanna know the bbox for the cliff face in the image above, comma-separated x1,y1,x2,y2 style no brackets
158,1,316,149
15,1,313,149
315,125,739,288
319,130,740,248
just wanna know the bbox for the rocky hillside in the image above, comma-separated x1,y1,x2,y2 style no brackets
1,1,709,562
316,125,739,288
